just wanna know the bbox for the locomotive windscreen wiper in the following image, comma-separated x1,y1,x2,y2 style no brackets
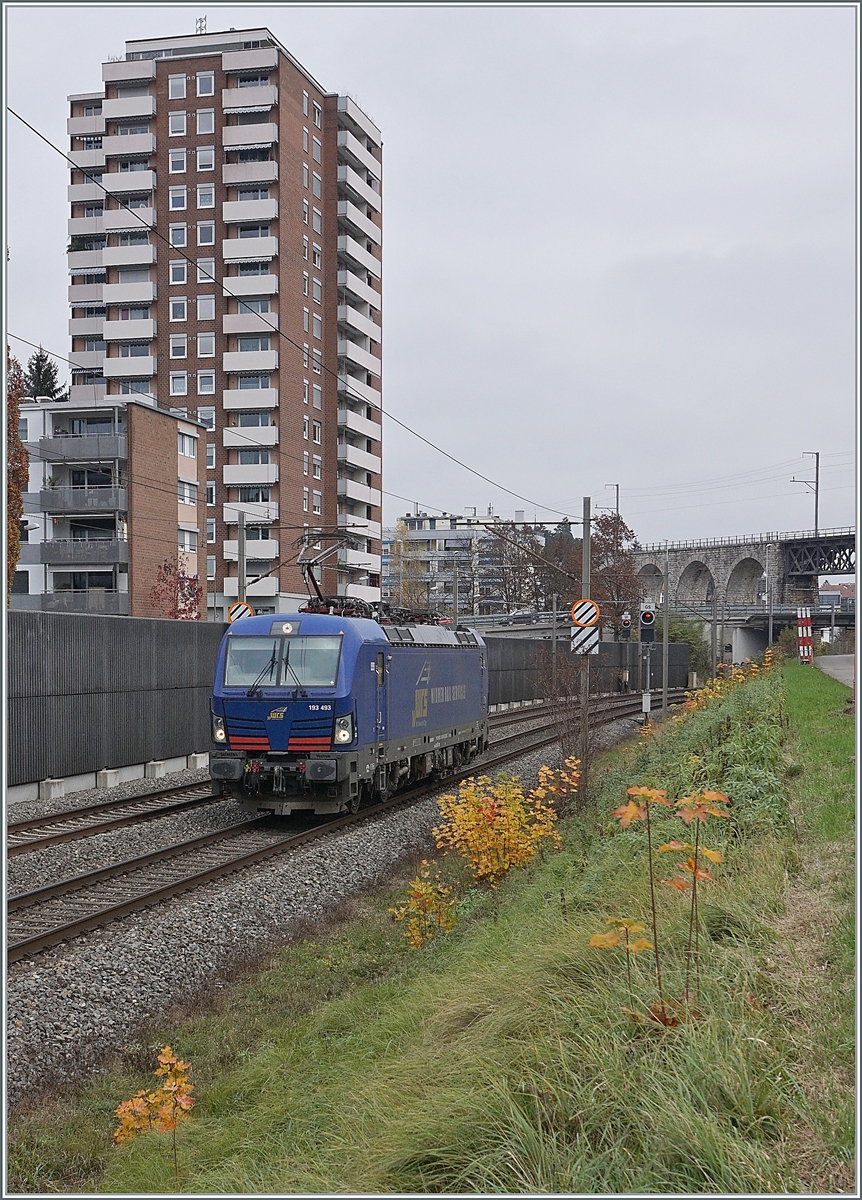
282,642,308,697
246,648,278,697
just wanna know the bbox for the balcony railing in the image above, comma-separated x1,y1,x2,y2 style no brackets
40,486,127,513
42,590,130,615
39,434,127,461
40,538,129,565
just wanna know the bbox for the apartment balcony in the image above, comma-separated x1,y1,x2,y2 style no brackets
337,304,381,342
223,538,278,560
102,170,157,194
223,500,279,524
337,340,381,376
222,387,278,410
68,216,104,238
102,132,156,158
337,235,381,279
40,434,127,461
337,164,381,212
222,160,278,186
103,318,155,341
40,486,127,513
102,280,156,304
336,129,381,179
223,463,279,486
339,582,381,603
338,443,381,473
338,547,382,571
103,355,155,378
102,59,156,84
223,425,278,448
69,148,106,170
68,115,105,137
68,350,105,371
222,46,278,72
223,273,278,297
68,182,107,204
102,206,156,233
70,384,107,403
222,198,278,223
222,123,278,151
68,316,105,337
337,373,381,407
68,281,104,304
337,200,381,245
337,478,381,506
222,311,278,335
222,84,278,112
222,235,278,263
338,513,382,539
337,269,380,308
103,244,156,267
67,249,105,272
223,349,278,373
222,575,278,597
337,406,381,441
102,95,156,121
42,591,130,615
337,95,382,146
40,538,129,565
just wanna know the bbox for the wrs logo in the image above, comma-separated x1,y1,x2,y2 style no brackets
268,708,287,720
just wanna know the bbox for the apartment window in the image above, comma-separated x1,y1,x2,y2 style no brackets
302,91,309,116
84,338,107,351
197,146,214,171
302,127,309,152
238,223,270,239
312,455,322,480
238,336,270,352
302,199,309,225
311,172,322,200
197,222,215,246
81,136,102,149
238,487,270,502
312,384,322,409
170,372,188,396
238,187,269,201
302,235,309,261
302,164,309,189
119,380,150,394
312,278,322,303
238,410,270,426
177,480,197,504
18,418,28,440
206,517,216,542
197,257,215,283
312,420,322,444
169,223,187,247
238,261,268,275
168,74,186,100
312,243,321,269
312,136,322,164
303,487,309,512
239,74,270,88
303,380,309,404
170,260,187,284
117,231,148,246
170,297,187,320
207,555,216,580
238,297,270,313
197,294,216,321
169,149,186,173
197,371,216,395
303,451,309,475
119,342,147,357
302,343,309,367
169,185,187,210
197,109,215,135
197,72,215,97
312,313,322,340
206,443,216,469
198,406,215,430
197,184,215,208
169,111,186,136
197,332,215,357
303,307,310,333
83,103,102,116
312,101,322,128
302,271,309,296
125,196,150,209
170,334,187,359
312,348,322,374
312,490,322,515
206,481,215,505
178,431,197,457
303,416,309,439
84,204,103,217
238,448,269,465
238,374,270,389
119,159,147,173
312,208,322,233
118,305,147,320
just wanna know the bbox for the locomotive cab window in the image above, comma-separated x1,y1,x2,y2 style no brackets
224,634,342,689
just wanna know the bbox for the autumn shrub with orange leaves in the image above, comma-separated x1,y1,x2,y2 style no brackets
389,860,458,947
114,1046,194,1176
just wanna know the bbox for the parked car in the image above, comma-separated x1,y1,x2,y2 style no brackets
508,609,538,624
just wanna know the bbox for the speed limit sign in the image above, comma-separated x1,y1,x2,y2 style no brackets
228,601,255,622
570,598,600,627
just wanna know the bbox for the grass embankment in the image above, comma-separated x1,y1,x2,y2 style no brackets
8,663,855,1194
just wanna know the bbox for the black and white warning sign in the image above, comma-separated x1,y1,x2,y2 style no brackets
570,624,599,654
570,598,600,627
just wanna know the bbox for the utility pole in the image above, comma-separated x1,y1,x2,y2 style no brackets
662,542,669,714
791,451,820,535
551,592,558,698
767,543,774,647
452,555,459,630
237,510,246,605
579,497,591,800
711,591,718,676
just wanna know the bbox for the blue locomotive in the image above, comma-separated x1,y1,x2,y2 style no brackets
209,611,489,816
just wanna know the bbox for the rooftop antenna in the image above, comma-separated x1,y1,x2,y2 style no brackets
196,16,207,34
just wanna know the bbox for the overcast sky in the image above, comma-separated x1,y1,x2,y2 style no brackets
4,3,857,544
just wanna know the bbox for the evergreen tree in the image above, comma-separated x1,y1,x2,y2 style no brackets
24,345,68,400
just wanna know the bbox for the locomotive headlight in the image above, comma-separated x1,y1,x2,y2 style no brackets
212,714,227,743
333,714,354,744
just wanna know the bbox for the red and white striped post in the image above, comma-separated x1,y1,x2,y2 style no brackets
796,606,814,664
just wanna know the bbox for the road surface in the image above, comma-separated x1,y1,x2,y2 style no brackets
815,655,854,688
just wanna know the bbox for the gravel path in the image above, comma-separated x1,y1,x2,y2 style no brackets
6,747,559,1105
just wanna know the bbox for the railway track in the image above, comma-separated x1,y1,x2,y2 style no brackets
7,690,688,965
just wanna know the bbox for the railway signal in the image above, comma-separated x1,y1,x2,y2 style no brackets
620,612,632,641
639,605,656,644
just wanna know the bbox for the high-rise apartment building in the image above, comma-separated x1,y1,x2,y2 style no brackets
66,26,383,618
